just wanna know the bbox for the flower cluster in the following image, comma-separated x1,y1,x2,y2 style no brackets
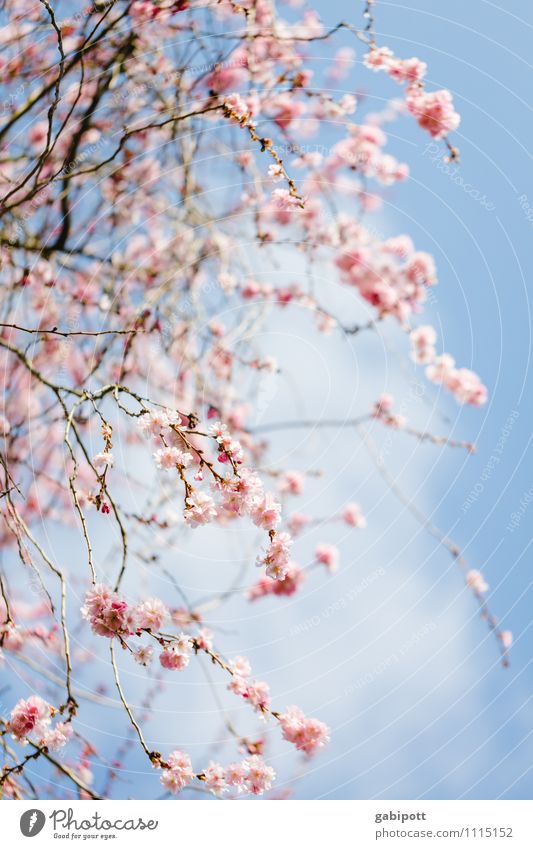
247,562,305,601
364,46,460,140
335,221,437,324
410,324,437,365
139,409,293,577
209,420,244,464
408,325,488,406
406,88,461,140
228,656,271,714
256,531,293,580
8,696,72,751
82,585,138,638
329,123,409,186
160,750,275,796
153,446,193,471
82,586,168,638
159,634,192,670
372,394,406,429
426,355,488,406
279,706,331,756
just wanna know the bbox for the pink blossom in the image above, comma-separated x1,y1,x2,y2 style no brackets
93,451,114,470
410,324,437,365
426,356,487,406
133,645,154,666
196,627,213,651
315,543,339,573
257,531,293,580
28,121,49,146
250,492,282,529
342,502,367,528
405,251,437,286
425,353,456,385
229,655,252,678
206,50,247,92
406,88,460,139
209,422,244,463
501,630,513,649
82,585,137,638
203,760,227,795
136,597,168,631
184,491,217,527
42,721,72,751
279,471,305,495
139,409,172,439
466,569,489,594
269,93,306,129
153,446,193,470
241,755,275,795
287,512,312,536
217,469,263,516
279,705,330,756
247,562,305,600
245,679,271,713
373,393,395,417
159,634,192,670
224,92,248,121
268,163,285,182
8,695,51,742
388,57,427,84
224,761,248,790
160,749,194,794
363,46,394,71
272,189,301,211
445,367,488,406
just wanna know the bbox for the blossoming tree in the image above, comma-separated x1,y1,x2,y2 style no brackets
0,0,509,800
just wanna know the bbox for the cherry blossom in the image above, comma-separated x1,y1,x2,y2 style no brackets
342,503,367,528
279,706,331,756
8,696,51,743
315,543,340,573
0,0,507,802
159,635,192,670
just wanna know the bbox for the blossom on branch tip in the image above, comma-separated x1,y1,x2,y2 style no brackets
279,706,330,756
